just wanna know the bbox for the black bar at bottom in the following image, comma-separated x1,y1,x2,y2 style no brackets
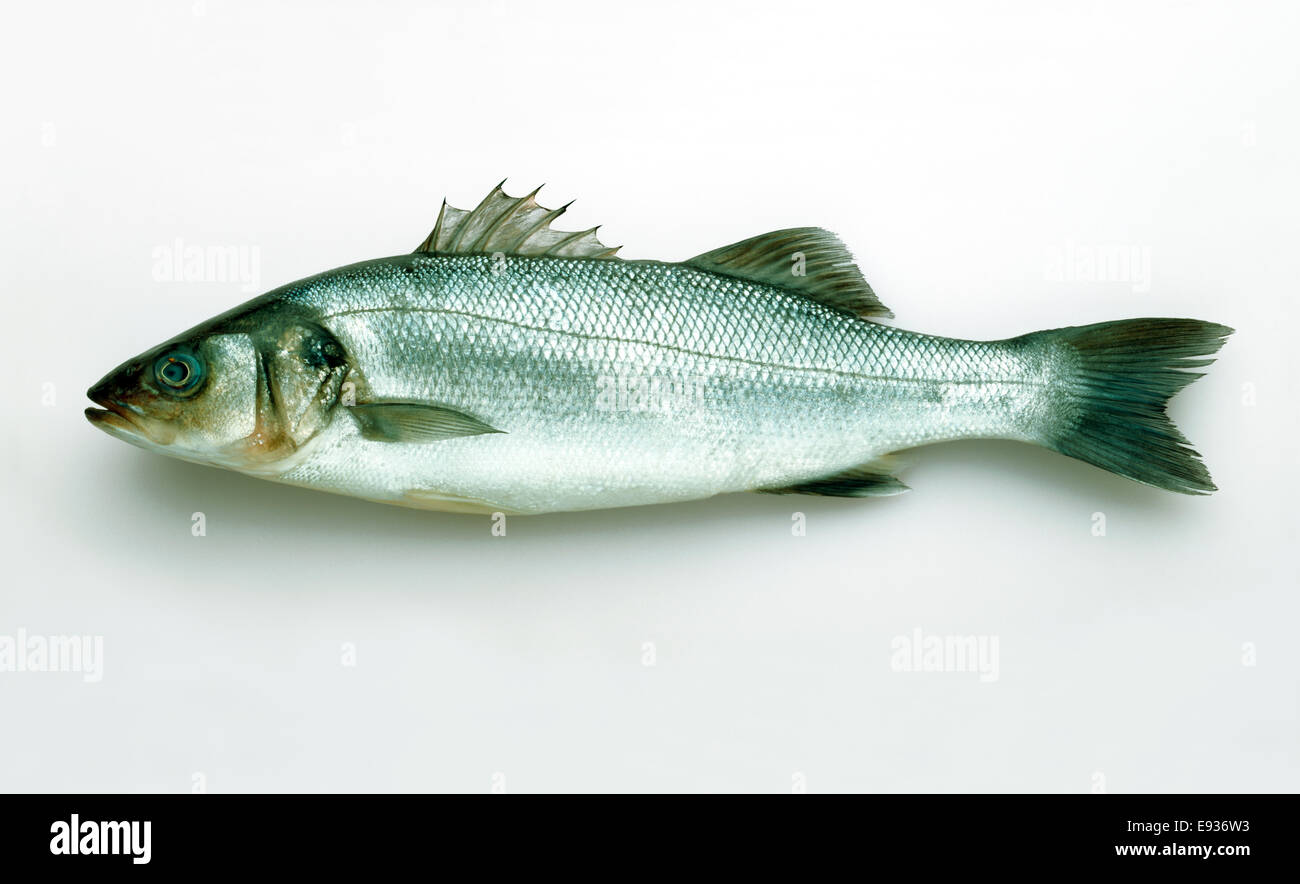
0,794,1287,871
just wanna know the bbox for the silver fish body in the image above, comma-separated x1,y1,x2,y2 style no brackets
86,184,1230,514
270,254,1040,513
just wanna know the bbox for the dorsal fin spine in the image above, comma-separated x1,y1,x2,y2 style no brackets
467,195,522,252
415,184,622,260
545,226,598,256
448,181,505,252
517,201,569,245
419,199,449,253
473,186,539,252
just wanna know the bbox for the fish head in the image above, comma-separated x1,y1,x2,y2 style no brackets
86,312,350,472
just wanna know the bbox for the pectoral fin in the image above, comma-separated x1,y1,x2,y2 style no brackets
348,403,503,443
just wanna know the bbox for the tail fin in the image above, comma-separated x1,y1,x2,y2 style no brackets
1026,318,1233,495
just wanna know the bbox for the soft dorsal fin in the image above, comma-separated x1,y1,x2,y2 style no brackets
415,181,622,259
685,227,891,319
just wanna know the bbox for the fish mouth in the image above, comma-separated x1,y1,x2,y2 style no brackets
84,394,144,438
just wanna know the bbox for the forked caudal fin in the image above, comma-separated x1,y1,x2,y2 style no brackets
1024,318,1233,495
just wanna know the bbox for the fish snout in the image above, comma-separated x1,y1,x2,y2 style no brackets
85,367,147,435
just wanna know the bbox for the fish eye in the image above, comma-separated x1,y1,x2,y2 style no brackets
153,351,203,394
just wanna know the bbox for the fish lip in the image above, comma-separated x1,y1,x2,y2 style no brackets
84,405,133,431
84,394,142,435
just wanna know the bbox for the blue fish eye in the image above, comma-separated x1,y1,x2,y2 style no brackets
154,352,203,394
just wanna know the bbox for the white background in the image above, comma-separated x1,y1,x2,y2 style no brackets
2,0,1296,792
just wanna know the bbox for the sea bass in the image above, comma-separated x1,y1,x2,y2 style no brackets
86,183,1232,514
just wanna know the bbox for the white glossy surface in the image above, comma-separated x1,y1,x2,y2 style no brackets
1,0,1295,792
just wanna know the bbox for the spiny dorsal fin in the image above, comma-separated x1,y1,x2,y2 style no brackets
686,227,891,320
415,181,622,260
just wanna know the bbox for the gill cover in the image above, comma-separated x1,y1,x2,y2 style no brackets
254,322,349,452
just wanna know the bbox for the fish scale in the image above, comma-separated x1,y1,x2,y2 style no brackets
258,253,1039,512
85,183,1231,513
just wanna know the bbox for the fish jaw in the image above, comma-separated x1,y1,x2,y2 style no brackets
85,392,336,478
84,402,141,439
84,398,214,468
84,380,173,448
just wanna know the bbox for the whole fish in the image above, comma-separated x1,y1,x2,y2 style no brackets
87,183,1231,514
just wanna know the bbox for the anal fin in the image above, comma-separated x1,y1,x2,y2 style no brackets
398,488,520,515
757,457,909,498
